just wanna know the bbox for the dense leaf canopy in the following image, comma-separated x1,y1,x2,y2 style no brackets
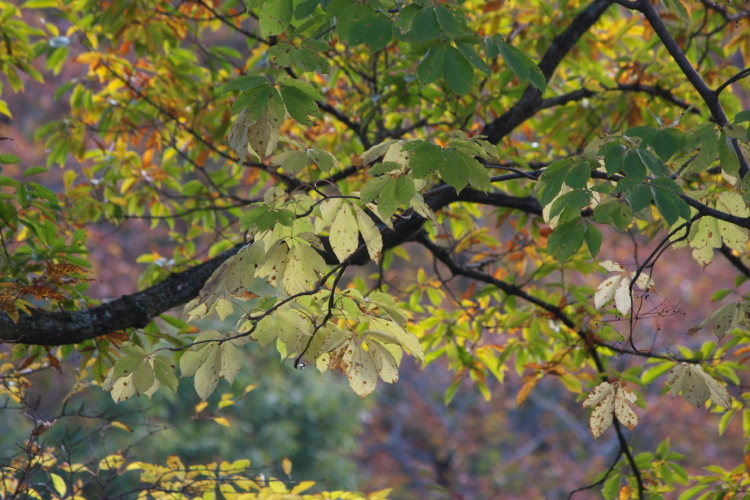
1,0,750,498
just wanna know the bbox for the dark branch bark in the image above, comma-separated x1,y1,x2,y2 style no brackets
0,186,540,345
482,0,612,143
0,246,243,345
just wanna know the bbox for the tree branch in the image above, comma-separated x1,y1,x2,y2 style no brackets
482,0,613,143
633,0,750,177
0,186,541,345
0,246,244,345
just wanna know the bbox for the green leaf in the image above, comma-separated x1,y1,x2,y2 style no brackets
23,166,48,176
417,43,446,86
565,161,591,189
602,473,621,500
622,149,647,182
335,4,374,42
240,206,296,231
718,133,740,178
438,148,470,191
268,43,295,67
376,179,399,219
650,186,681,225
652,127,685,161
538,158,575,207
443,45,473,96
584,224,603,258
350,14,392,52
360,176,391,204
132,361,155,395
434,6,463,39
662,0,690,23
527,64,546,93
260,0,293,36
271,150,309,174
368,161,401,176
394,174,416,204
407,141,443,178
636,148,670,178
280,85,318,125
549,189,592,218
411,7,440,43
455,41,491,75
466,157,491,190
295,0,319,18
50,473,67,497
221,75,269,94
624,184,653,212
624,126,658,147
113,356,145,379
307,149,337,172
593,199,633,231
548,220,585,262
231,84,271,117
292,48,320,72
684,123,719,173
497,41,529,83
0,154,21,164
602,143,626,176
735,110,750,123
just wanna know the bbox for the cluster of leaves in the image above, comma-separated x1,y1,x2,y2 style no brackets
2,0,750,498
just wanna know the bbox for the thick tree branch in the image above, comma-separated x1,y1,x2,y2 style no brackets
0,246,244,345
0,186,541,345
482,0,612,143
633,0,750,177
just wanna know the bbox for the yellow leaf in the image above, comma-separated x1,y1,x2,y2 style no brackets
291,481,316,494
50,473,67,497
195,401,209,413
120,176,137,193
213,416,231,427
110,421,133,432
516,374,542,406
281,457,292,477
99,454,125,471
243,383,258,395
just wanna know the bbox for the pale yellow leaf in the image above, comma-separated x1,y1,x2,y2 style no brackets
352,204,382,263
600,260,624,272
330,203,359,262
594,276,623,310
368,317,424,361
613,386,639,430
348,344,378,398
583,381,614,408
220,341,243,384
360,140,394,166
667,363,710,407
613,276,632,316
694,365,732,409
194,344,221,401
111,373,136,403
215,298,234,321
368,340,400,384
